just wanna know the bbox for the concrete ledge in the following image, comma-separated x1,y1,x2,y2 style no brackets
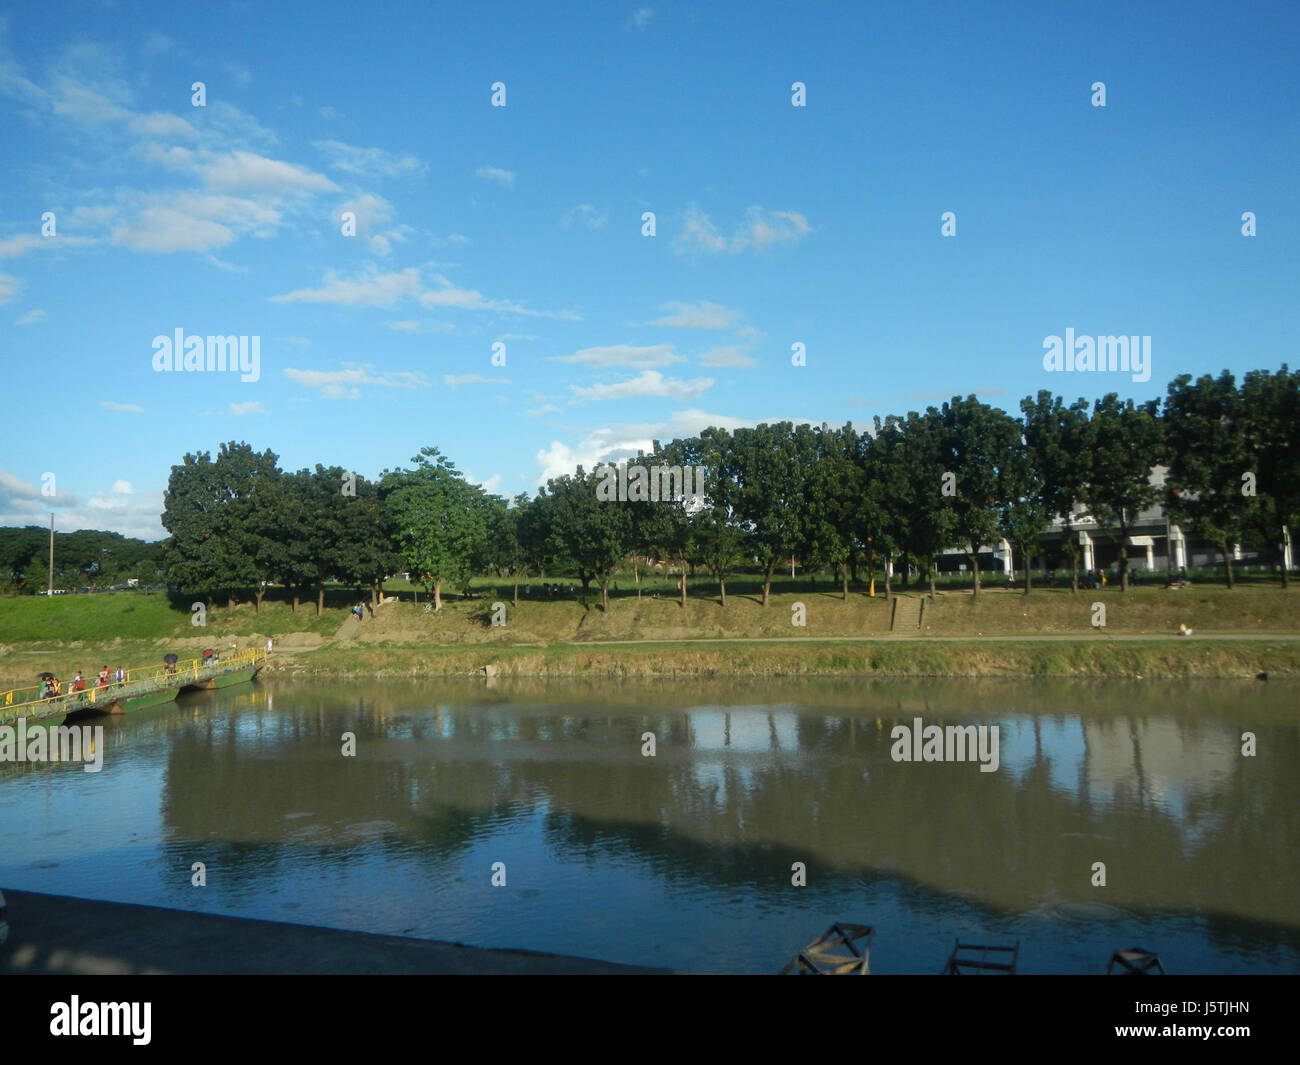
0,889,668,975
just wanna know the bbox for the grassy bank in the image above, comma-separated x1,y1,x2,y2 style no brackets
1,585,1296,684
264,637,1295,681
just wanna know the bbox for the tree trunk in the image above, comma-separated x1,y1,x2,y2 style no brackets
969,549,981,597
1222,540,1234,589
867,550,876,597
513,579,519,607
433,581,442,611
719,576,727,607
1023,548,1032,596
883,557,892,600
762,561,774,606
601,580,609,610
679,560,687,608
292,594,299,613
633,556,641,599
928,558,937,599
227,593,236,610
1120,544,1129,591
254,586,265,613
841,563,848,601
316,586,325,615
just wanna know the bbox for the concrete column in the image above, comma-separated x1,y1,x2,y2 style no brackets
1169,525,1186,571
996,538,1012,574
1079,530,1094,572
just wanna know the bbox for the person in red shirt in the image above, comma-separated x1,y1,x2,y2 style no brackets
72,672,85,692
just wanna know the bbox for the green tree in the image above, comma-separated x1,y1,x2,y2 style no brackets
161,441,281,608
1163,371,1251,588
1238,366,1300,588
937,396,1021,597
1080,394,1164,592
381,448,489,612
1021,392,1093,591
730,423,809,606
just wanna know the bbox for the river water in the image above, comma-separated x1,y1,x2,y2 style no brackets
1,676,1296,974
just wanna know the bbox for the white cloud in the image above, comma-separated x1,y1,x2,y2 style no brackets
272,266,578,319
16,308,45,325
101,401,143,413
697,345,758,368
444,374,510,388
315,139,426,178
112,190,284,253
673,204,812,254
569,369,713,404
551,344,682,369
200,150,337,194
229,401,266,415
562,204,608,229
0,273,19,303
0,469,162,539
533,408,770,484
0,233,95,259
527,404,562,417
645,300,741,329
629,7,656,30
475,164,516,188
283,364,428,399
386,319,454,334
273,267,423,307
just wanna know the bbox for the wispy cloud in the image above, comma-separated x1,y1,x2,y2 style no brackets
551,344,682,369
283,364,428,399
475,164,516,188
16,308,45,325
101,401,143,413
673,204,812,255
271,265,579,319
628,7,656,30
315,139,426,178
569,369,713,403
444,374,511,388
229,401,266,415
645,300,741,329
561,204,608,229
697,345,757,368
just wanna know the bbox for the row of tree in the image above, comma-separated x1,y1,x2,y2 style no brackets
0,527,164,593
154,366,1297,610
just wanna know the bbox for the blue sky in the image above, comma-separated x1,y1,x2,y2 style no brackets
2,0,1297,539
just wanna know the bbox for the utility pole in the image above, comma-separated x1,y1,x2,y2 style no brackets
48,512,54,596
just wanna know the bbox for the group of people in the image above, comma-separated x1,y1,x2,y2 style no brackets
350,601,374,622
523,583,576,600
39,665,123,700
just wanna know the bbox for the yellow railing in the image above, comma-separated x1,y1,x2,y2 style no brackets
1,646,267,712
